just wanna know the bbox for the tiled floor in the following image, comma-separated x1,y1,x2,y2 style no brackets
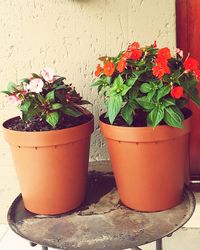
1,193,200,250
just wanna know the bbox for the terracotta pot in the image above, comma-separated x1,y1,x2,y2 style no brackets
3,116,94,215
99,114,191,212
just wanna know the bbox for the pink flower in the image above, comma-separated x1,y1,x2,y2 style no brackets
7,95,21,105
23,82,29,92
41,68,54,82
28,78,44,93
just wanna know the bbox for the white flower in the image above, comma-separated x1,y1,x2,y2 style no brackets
27,78,44,93
41,67,54,82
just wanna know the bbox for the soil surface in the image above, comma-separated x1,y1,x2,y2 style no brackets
100,108,192,127
3,114,93,132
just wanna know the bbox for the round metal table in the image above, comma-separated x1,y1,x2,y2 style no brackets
7,161,195,250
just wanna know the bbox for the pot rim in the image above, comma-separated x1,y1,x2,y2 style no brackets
3,115,94,147
99,112,192,142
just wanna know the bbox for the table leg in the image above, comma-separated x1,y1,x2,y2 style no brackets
156,238,163,250
30,242,37,247
42,246,48,250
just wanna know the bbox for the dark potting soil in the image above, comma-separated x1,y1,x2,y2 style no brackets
100,108,192,127
3,114,93,132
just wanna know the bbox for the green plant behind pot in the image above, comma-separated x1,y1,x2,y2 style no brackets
92,41,200,128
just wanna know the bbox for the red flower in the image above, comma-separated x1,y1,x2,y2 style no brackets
157,47,171,60
129,49,142,61
95,64,103,77
127,42,140,51
117,60,127,73
171,86,184,99
155,57,168,67
103,61,115,76
153,40,157,48
194,69,200,81
184,57,199,72
152,64,170,79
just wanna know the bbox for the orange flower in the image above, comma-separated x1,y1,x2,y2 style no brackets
103,61,115,76
121,51,132,60
117,60,127,73
152,64,170,79
95,64,103,77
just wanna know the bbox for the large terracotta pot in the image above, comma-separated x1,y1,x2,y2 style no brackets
3,116,94,215
100,114,191,212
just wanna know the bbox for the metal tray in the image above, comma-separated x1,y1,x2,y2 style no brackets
7,161,196,250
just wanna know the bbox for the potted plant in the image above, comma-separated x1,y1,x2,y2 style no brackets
92,41,200,212
2,68,94,215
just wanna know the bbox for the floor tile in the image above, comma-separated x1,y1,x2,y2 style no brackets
0,224,8,240
184,192,200,228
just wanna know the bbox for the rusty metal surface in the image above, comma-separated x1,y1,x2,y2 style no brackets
7,161,195,250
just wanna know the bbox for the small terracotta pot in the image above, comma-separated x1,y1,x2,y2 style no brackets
100,114,191,212
3,116,94,215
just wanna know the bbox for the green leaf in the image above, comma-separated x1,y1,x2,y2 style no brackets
164,106,184,128
114,74,123,86
52,77,66,85
23,106,38,121
125,73,140,87
80,100,92,105
19,78,30,84
147,106,164,127
37,94,45,104
156,85,171,101
121,85,131,96
121,103,134,125
7,82,16,93
176,98,188,109
136,96,155,110
107,95,123,124
51,103,63,110
62,106,82,117
147,89,156,100
140,83,152,93
109,75,124,96
31,73,41,78
20,100,31,112
91,79,104,87
46,111,59,128
187,87,200,106
128,85,140,100
46,90,55,102
1,90,11,95
55,85,67,90
162,98,176,107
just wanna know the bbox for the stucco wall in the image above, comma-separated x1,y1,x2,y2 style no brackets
0,0,176,223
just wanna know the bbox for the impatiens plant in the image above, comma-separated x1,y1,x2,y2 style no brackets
2,68,90,129
92,41,200,128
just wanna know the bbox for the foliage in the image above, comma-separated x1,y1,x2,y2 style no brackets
2,68,90,128
92,41,200,128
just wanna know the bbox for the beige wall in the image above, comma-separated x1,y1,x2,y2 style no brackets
0,0,176,223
